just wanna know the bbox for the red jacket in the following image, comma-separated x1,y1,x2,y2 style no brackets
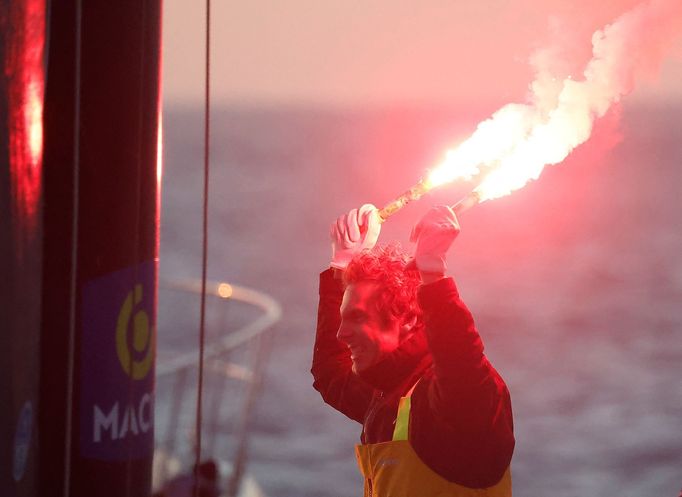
311,269,514,488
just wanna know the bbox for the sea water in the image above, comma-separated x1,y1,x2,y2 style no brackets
158,102,682,497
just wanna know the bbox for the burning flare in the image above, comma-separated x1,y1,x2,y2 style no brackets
379,0,682,220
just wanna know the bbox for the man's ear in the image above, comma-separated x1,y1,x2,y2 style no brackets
399,313,418,340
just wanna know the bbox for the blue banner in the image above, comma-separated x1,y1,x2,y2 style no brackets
80,261,157,460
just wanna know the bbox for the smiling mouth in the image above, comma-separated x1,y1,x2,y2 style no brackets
348,346,363,360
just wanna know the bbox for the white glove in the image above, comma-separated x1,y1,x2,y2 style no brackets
410,205,460,275
330,204,381,270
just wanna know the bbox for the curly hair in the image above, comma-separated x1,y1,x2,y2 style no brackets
343,243,422,327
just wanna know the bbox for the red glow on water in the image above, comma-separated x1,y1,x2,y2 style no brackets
5,0,45,251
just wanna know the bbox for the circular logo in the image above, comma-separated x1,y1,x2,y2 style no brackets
13,401,33,482
116,284,155,379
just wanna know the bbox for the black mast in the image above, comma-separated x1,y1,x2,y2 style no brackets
39,1,162,496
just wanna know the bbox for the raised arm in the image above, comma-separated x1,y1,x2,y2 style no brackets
410,206,502,417
310,205,380,422
409,206,514,484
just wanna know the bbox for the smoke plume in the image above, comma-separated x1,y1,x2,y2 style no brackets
430,0,682,201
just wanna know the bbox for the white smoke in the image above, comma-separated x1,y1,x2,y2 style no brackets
431,0,682,200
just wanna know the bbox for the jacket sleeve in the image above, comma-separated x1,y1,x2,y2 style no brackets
412,276,514,487
311,269,373,423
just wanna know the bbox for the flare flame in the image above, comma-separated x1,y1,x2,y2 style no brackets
381,0,682,219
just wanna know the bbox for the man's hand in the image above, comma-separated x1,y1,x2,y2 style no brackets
330,204,381,270
410,205,460,281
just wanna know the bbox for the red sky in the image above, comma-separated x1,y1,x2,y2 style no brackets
163,0,682,107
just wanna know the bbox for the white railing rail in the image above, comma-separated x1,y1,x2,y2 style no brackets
156,279,282,377
154,279,281,497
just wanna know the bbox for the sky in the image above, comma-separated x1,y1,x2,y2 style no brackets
162,1,682,107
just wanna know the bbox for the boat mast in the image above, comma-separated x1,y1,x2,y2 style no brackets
39,1,162,496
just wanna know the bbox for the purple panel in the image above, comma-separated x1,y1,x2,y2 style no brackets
80,261,157,461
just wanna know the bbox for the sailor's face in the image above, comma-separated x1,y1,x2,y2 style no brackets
337,281,401,373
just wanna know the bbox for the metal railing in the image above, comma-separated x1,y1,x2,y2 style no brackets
153,279,281,497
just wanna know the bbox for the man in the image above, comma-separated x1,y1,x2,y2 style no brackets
312,204,514,496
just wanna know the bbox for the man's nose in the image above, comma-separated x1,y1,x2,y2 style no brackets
337,323,352,343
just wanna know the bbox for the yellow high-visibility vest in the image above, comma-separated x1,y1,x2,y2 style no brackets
355,383,512,496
